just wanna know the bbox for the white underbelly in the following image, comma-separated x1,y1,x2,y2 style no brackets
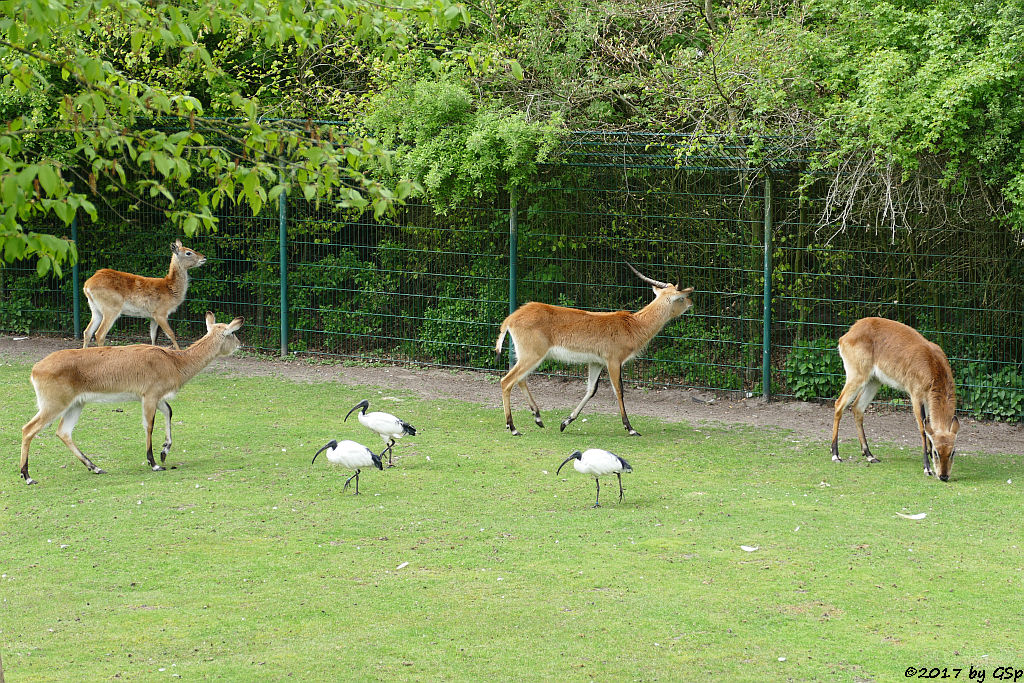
546,346,605,365
74,390,177,404
78,392,141,404
872,366,906,392
121,303,157,318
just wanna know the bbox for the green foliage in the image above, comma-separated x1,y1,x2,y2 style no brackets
958,362,1024,421
420,277,506,366
783,337,845,401
366,78,563,208
290,249,386,343
0,272,43,333
648,316,745,390
0,0,469,273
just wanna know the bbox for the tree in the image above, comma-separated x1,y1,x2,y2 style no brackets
0,0,470,275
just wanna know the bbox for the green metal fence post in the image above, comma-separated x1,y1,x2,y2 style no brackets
71,212,81,339
508,192,518,367
279,185,288,358
762,173,773,401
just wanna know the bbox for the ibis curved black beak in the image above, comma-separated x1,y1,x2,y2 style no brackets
557,450,583,475
312,440,337,464
345,400,370,422
372,452,384,471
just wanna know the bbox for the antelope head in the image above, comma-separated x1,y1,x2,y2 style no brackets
923,408,960,482
626,261,694,316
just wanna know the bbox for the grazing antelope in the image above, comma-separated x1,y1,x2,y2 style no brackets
496,262,694,436
20,312,244,484
83,239,206,349
830,317,960,481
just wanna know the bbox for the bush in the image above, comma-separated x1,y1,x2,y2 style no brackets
784,337,845,401
420,279,506,367
958,363,1024,421
647,316,745,390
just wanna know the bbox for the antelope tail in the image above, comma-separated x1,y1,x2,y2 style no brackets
495,322,509,361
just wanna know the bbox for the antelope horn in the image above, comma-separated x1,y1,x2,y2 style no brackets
625,261,671,289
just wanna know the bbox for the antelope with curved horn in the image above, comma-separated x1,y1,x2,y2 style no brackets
830,317,960,481
495,262,694,436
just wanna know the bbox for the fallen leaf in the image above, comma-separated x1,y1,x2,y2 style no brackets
896,512,927,520
740,545,759,552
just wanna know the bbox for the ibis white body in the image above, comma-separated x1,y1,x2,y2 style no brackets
345,399,417,466
557,448,633,508
312,439,383,494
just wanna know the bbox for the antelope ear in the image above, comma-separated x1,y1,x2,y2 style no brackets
225,317,244,334
679,286,694,296
170,241,180,253
951,415,960,434
205,311,216,330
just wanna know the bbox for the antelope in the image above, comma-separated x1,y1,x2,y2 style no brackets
495,263,694,436
830,316,960,481
20,312,244,485
83,239,206,349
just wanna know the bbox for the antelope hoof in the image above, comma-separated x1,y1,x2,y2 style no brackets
559,420,571,432
866,455,880,464
92,466,106,474
509,428,521,436
627,429,641,437
924,468,934,476
534,417,544,428
24,476,37,485
152,465,165,472
831,454,843,463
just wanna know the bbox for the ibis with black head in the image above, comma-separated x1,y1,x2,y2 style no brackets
345,399,417,467
312,439,383,494
557,448,633,508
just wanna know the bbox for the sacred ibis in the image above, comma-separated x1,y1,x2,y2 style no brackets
345,399,417,467
312,439,383,494
557,448,633,508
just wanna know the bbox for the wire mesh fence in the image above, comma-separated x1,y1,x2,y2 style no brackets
2,130,1022,421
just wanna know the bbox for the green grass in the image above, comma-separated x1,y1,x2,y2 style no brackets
1,358,1022,681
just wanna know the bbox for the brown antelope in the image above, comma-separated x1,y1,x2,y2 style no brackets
20,312,244,485
82,239,206,349
830,316,960,481
495,263,694,436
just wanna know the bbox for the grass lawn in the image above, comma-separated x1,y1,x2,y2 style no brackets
1,357,1022,681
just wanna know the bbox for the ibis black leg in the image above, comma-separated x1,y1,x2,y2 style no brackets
592,478,601,508
617,472,624,502
344,469,361,493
